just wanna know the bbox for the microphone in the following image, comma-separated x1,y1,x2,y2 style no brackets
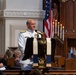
35,30,43,35
35,30,44,38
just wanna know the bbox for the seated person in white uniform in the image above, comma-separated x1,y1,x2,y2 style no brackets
18,19,41,70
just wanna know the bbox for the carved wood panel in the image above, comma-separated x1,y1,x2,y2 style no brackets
65,0,74,33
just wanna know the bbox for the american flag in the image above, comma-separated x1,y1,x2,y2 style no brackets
44,0,53,38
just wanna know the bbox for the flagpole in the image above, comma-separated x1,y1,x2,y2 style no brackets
43,0,46,33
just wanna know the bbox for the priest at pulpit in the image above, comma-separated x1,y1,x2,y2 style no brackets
18,19,41,70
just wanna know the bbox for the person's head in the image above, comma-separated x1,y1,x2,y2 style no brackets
14,50,21,58
26,19,36,30
4,50,13,59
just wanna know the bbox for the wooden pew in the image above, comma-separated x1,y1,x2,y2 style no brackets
2,70,76,75
7,57,15,67
65,58,76,70
44,70,76,75
2,70,30,75
55,56,65,67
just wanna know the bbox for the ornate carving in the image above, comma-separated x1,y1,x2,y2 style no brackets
38,32,47,68
53,3,59,20
0,10,45,19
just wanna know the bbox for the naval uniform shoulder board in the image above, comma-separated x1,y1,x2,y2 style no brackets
20,30,26,33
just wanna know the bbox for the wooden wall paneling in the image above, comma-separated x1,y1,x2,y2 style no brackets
60,0,76,58
60,2,65,29
65,58,76,70
73,0,76,32
60,0,74,57
64,38,68,57
65,0,74,33
60,2,68,57
60,2,66,57
55,41,62,55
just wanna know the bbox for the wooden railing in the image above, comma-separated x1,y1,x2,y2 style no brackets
2,70,30,75
2,57,76,75
44,70,76,75
2,70,76,75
